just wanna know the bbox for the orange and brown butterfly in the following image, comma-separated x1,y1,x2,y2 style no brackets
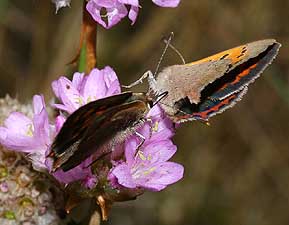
148,39,281,122
48,39,281,172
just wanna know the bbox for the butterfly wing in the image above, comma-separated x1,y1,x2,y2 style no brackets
59,100,149,171
49,92,134,169
49,92,151,172
154,39,281,122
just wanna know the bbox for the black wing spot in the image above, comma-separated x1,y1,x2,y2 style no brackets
241,48,247,54
220,53,229,60
237,53,245,58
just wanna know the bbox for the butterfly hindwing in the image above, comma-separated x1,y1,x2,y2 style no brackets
50,92,134,157
153,39,281,122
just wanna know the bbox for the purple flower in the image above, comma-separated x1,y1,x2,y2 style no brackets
52,67,120,114
0,95,52,171
86,0,181,29
110,105,184,191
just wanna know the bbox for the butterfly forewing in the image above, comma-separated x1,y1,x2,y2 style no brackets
50,92,134,157
59,100,149,171
49,92,151,172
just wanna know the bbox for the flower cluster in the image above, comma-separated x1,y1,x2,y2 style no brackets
0,67,184,195
53,0,181,29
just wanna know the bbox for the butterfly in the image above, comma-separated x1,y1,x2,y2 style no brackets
48,39,281,172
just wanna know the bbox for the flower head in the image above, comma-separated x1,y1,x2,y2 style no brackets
52,66,120,114
0,95,52,171
110,105,184,191
86,0,181,29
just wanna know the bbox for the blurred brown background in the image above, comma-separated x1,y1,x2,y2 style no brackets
1,0,289,225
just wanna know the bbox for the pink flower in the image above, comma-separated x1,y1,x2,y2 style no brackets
86,0,181,29
52,67,120,114
0,95,52,171
110,105,184,191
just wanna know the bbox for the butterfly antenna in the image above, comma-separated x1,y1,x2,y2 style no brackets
154,32,174,77
163,38,186,65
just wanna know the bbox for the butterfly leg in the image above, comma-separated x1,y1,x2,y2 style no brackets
135,132,146,151
122,70,157,89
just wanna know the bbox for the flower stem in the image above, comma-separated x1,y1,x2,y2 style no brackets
72,1,97,73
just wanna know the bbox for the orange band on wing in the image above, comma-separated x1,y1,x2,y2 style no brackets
186,45,247,66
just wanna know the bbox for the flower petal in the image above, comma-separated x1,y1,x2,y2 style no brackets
0,126,37,151
82,67,121,102
128,5,139,25
72,72,85,92
82,68,103,101
4,112,31,133
152,0,180,7
124,135,140,165
137,140,177,165
33,95,45,115
32,95,50,146
102,66,121,95
49,157,93,184
112,164,137,189
119,0,139,6
52,76,82,113
55,115,66,133
137,162,184,191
